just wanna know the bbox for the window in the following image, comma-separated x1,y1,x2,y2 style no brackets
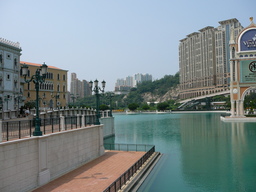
57,85,60,92
63,85,66,92
28,92,30,98
14,80,17,88
57,74,60,80
6,74,10,81
14,58,17,66
0,54,2,63
63,74,66,80
6,54,11,59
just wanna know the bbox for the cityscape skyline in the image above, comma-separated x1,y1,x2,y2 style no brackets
1,1,255,91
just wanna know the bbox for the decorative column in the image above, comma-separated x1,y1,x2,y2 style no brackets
236,100,240,117
230,101,235,117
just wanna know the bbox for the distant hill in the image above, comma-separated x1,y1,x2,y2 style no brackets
123,72,179,104
76,72,180,108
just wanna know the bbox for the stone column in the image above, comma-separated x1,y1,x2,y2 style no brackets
38,138,50,186
236,100,239,117
60,115,65,131
82,114,85,128
230,101,235,117
239,100,245,117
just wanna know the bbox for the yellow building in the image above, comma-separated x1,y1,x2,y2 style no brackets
20,61,68,109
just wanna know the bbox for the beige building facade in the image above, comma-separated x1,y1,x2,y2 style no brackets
20,61,68,109
179,18,243,100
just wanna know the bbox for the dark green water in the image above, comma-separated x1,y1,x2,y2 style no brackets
107,113,256,192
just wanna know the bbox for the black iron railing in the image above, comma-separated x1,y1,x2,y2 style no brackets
1,115,96,142
103,144,155,192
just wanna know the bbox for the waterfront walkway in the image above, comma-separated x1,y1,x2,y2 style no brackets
33,151,146,192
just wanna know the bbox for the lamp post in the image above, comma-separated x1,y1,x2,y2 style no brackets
51,91,60,109
89,79,106,125
70,93,78,105
4,95,12,110
15,93,23,116
21,62,48,136
105,92,114,117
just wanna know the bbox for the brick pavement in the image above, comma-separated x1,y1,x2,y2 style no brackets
33,151,146,192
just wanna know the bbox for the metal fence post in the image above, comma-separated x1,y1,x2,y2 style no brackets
0,120,2,142
77,114,80,128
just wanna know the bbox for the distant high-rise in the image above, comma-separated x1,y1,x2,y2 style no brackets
115,73,152,94
179,18,243,99
70,73,91,103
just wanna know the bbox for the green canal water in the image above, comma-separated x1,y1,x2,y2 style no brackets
106,113,256,192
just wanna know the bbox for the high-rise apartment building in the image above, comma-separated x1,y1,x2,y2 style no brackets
115,73,153,94
179,18,243,99
69,73,91,103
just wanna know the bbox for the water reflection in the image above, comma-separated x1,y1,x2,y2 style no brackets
179,113,256,191
110,113,256,192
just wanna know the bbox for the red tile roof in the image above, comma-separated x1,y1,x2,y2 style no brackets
20,61,62,70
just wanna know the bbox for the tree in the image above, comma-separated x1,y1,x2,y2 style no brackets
128,103,139,111
157,102,169,111
24,101,36,109
141,103,150,110
100,104,109,111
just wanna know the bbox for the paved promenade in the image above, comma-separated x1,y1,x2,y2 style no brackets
33,151,146,192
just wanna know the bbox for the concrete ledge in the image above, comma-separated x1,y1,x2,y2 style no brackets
220,116,256,122
121,152,162,192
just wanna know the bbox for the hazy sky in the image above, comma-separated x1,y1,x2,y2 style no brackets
1,0,255,91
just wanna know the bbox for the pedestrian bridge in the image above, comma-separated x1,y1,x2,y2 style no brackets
178,90,230,109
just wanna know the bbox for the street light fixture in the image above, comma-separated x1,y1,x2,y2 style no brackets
89,79,106,125
70,93,79,105
21,62,48,136
51,91,60,109
15,92,23,115
4,95,12,110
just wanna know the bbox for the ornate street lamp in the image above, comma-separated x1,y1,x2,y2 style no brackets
21,62,48,136
105,92,114,117
51,91,60,109
15,93,23,115
70,93,79,105
4,95,12,110
89,79,106,125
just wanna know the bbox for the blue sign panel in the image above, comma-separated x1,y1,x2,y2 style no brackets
240,29,256,52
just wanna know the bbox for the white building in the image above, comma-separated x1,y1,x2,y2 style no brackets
0,38,22,111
